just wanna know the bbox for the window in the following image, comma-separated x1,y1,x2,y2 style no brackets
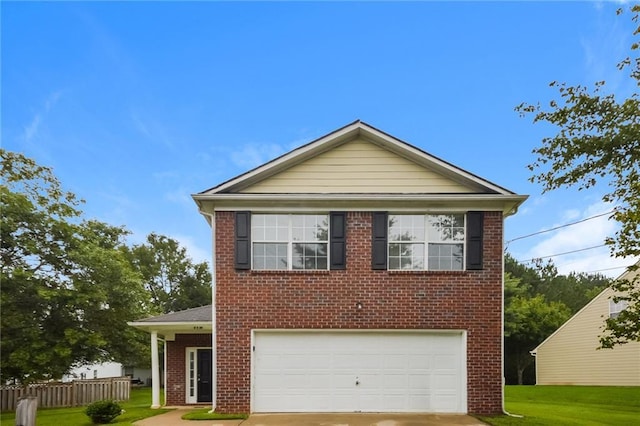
388,214,464,271
252,214,329,270
609,299,628,318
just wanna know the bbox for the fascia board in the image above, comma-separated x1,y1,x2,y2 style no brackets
193,193,528,216
128,321,211,330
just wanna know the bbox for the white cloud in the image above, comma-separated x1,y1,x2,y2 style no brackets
152,170,180,180
580,4,635,94
90,188,139,227
228,135,313,170
129,110,174,149
131,112,152,138
164,187,195,209
517,201,638,277
23,114,42,142
169,233,211,266
22,90,62,143
230,143,286,169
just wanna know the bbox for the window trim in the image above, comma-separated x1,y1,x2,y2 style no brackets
387,213,466,271
251,213,330,271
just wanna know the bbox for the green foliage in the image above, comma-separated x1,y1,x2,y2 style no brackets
504,293,571,385
1,150,151,383
601,264,640,348
503,255,609,384
515,5,640,346
181,410,248,420
1,149,212,382
85,400,122,424
125,233,212,314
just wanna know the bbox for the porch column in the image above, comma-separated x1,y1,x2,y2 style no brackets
151,330,161,409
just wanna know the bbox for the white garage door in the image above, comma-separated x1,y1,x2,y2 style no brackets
252,331,466,413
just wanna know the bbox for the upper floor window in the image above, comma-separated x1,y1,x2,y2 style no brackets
609,299,628,319
388,214,465,271
251,214,329,270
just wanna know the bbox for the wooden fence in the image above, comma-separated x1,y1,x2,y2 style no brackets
0,377,130,411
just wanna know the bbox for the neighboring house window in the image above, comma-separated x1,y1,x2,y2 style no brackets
609,299,628,318
388,214,465,271
251,214,329,270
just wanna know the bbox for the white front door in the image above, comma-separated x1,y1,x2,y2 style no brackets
252,330,466,413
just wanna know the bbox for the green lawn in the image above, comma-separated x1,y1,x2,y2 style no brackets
2,385,638,425
479,386,640,425
0,387,170,426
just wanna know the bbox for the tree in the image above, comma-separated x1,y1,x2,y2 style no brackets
126,233,212,314
1,150,149,383
516,5,640,346
503,256,609,383
67,220,151,367
504,292,571,385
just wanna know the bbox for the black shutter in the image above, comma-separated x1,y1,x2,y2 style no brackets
235,211,251,270
372,212,388,270
466,211,484,270
330,212,346,270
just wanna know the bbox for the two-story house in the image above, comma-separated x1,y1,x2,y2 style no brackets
132,120,527,415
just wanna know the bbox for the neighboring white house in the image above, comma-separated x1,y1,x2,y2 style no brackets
62,361,123,382
532,264,640,386
62,362,154,385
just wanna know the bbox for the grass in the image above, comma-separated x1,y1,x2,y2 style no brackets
2,385,637,425
0,387,171,426
180,409,248,420
478,385,640,425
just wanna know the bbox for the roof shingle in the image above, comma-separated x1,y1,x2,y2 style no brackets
136,305,212,323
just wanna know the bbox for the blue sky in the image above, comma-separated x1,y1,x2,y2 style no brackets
3,1,637,277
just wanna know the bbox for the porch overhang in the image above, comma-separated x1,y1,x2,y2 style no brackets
128,321,212,341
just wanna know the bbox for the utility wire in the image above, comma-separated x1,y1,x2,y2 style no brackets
582,265,630,275
518,244,607,264
506,210,615,245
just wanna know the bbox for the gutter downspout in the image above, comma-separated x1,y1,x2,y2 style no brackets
200,209,217,413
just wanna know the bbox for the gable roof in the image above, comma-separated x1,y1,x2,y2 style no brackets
532,261,640,354
133,305,212,323
192,120,527,215
128,305,212,336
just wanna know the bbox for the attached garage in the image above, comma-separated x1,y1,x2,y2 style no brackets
251,330,467,413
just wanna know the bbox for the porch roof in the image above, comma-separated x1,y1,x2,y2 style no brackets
128,305,212,337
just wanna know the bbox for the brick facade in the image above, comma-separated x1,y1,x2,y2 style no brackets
213,210,504,415
166,333,212,406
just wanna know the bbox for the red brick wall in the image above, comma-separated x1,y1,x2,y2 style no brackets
214,211,504,415
166,333,212,406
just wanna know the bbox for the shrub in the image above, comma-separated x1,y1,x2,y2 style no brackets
85,400,123,424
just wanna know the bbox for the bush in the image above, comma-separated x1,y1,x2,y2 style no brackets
85,400,123,424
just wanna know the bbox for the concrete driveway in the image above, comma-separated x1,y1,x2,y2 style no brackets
241,413,487,426
135,410,488,426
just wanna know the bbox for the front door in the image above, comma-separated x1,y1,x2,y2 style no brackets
197,349,212,403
